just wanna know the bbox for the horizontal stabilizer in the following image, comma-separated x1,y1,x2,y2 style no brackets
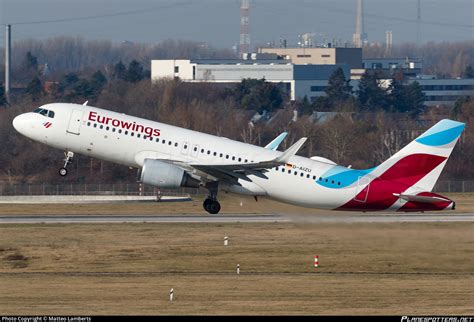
393,193,451,204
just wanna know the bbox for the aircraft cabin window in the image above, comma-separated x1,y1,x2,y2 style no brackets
194,147,197,152
106,126,110,131
125,131,128,135
162,140,166,144
226,155,229,159
184,144,188,149
87,122,91,126
168,141,172,146
287,170,291,174
131,132,134,137
156,138,159,143
294,171,298,176
118,129,122,134
219,153,223,158
232,156,235,161
175,142,178,147
48,111,55,118
137,134,141,138
201,149,204,153
213,152,217,156
306,174,310,178
238,158,242,162
318,177,321,181
281,168,285,173
100,125,104,129
112,128,116,132
245,159,248,163
207,150,210,155
94,124,97,128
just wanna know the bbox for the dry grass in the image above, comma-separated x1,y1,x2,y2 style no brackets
0,221,473,315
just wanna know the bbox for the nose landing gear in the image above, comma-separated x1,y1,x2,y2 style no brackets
59,151,74,176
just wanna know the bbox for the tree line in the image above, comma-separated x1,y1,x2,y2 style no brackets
0,74,472,185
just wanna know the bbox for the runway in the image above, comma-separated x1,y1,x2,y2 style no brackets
1,213,474,224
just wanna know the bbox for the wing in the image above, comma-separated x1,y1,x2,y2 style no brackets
158,137,307,185
192,137,307,184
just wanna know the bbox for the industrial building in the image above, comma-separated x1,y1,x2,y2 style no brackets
363,58,422,78
151,56,352,101
408,77,474,107
257,47,362,69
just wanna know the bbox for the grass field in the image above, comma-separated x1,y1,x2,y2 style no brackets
0,193,473,315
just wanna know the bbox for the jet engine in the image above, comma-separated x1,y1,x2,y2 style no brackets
140,159,200,188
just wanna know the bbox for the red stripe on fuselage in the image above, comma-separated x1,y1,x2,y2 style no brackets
337,154,447,211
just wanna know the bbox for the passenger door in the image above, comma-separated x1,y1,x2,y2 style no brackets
67,109,84,135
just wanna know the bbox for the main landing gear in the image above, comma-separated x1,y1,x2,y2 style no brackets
59,151,74,176
203,181,221,214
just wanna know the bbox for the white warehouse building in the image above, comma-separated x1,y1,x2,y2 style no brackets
151,58,352,101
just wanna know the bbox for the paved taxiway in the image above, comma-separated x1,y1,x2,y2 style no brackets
1,213,474,224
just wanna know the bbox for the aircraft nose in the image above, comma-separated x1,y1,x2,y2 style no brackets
12,113,31,135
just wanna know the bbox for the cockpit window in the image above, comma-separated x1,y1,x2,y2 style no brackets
33,108,55,118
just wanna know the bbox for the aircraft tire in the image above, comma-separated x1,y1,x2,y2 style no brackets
59,168,68,176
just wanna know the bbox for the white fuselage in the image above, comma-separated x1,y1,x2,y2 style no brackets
13,103,362,209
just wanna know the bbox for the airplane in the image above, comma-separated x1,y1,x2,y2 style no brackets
12,102,465,214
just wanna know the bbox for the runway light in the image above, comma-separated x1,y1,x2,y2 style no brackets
224,236,229,246
169,288,174,302
314,255,319,269
237,264,240,275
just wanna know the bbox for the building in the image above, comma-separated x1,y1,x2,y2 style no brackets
408,77,474,107
257,47,363,70
363,58,422,78
151,57,352,101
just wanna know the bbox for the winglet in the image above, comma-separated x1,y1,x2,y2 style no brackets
275,137,307,163
265,132,288,151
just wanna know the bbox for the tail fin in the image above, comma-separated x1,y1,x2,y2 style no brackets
374,119,465,192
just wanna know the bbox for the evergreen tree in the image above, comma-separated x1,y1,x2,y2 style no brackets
404,81,426,117
463,65,474,78
113,61,127,80
26,76,43,101
90,70,107,93
24,51,38,71
125,60,144,83
357,71,389,112
0,81,6,106
325,68,352,102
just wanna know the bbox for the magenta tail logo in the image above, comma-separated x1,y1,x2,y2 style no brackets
43,122,52,128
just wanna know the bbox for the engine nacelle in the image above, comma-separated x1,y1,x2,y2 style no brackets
140,159,200,188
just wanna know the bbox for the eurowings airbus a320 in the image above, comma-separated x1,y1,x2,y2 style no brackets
13,103,465,214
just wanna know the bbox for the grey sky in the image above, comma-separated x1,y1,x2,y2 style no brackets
1,0,473,48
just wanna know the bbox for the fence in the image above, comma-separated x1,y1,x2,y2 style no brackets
0,181,472,196
0,183,202,197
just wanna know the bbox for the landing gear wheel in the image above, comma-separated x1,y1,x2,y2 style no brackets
208,200,221,215
203,198,221,214
59,151,74,177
